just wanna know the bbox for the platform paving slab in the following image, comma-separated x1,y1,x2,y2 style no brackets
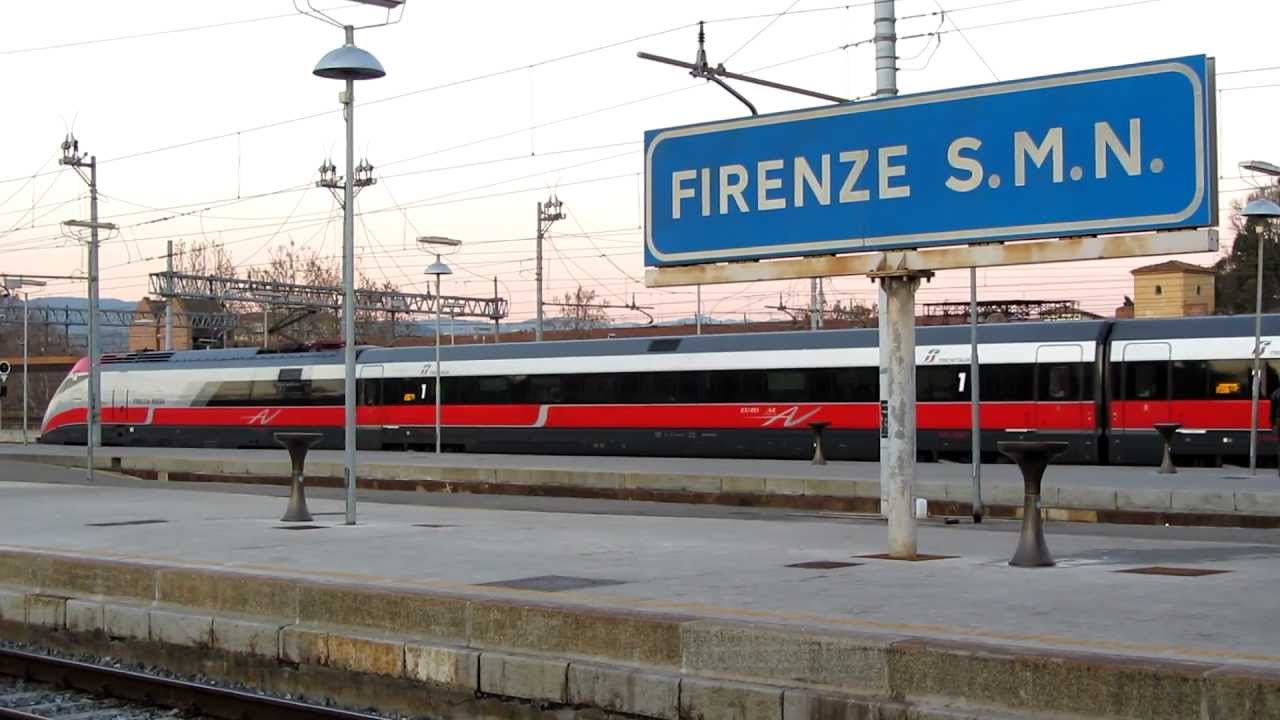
2,476,1280,718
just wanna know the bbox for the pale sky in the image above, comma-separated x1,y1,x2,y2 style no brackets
2,0,1278,326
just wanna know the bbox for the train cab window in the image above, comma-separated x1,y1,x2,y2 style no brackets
1125,361,1168,401
1038,364,1079,401
765,371,807,402
206,381,254,406
1207,360,1250,399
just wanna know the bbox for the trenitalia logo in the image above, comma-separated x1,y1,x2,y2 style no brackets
244,409,283,425
759,406,822,428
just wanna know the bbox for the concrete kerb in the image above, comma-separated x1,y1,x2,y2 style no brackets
10,451,1280,527
1,547,1278,720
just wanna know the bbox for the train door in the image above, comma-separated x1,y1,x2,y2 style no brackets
1034,345,1084,431
1117,342,1171,430
358,365,384,428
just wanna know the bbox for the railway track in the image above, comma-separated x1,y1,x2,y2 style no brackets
0,647,386,720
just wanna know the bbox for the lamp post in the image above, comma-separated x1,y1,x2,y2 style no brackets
2,276,48,445
418,236,461,454
305,1,399,526
1240,160,1280,476
1241,193,1280,476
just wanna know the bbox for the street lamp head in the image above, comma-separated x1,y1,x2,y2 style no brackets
313,42,385,81
1241,160,1280,178
1242,198,1280,219
417,235,462,248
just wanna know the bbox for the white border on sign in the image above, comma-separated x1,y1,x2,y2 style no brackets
644,60,1208,265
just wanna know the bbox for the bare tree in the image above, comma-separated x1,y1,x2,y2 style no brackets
557,286,609,333
173,239,237,277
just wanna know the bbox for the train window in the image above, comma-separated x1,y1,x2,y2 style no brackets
702,370,737,403
1207,360,1250,399
1037,364,1080,401
918,365,967,402
359,378,381,406
1170,360,1208,400
979,363,1035,402
738,370,768,403
205,381,254,406
831,367,877,402
309,379,344,405
580,374,618,404
451,375,512,404
385,377,432,404
765,371,807,402
1125,361,1168,401
529,375,564,404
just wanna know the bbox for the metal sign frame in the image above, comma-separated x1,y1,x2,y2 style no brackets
646,228,1218,287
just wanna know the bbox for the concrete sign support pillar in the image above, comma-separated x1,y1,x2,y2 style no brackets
873,0,897,519
876,271,928,559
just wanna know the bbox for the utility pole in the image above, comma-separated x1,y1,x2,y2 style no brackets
874,2,897,521
535,194,566,342
492,276,501,342
61,135,114,484
696,285,702,335
165,240,174,351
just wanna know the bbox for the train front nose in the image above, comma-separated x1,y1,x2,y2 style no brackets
40,357,90,443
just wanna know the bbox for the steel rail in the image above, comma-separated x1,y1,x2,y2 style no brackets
0,647,383,720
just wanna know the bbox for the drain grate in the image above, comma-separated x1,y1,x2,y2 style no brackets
85,519,167,527
787,561,861,569
413,523,458,528
274,525,327,531
478,575,626,592
856,553,958,562
1116,566,1230,577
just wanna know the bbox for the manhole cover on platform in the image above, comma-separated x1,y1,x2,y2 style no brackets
856,553,958,562
478,575,626,592
86,519,168,527
1116,566,1231,577
274,525,327,531
787,561,862,570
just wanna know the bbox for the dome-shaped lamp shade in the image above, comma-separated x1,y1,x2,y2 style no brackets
314,44,386,81
1243,198,1280,219
425,259,453,276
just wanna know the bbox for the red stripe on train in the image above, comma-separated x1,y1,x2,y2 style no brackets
44,401,1099,433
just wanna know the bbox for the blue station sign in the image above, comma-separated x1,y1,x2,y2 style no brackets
644,56,1215,267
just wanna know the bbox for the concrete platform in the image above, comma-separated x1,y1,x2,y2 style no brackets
5,443,1280,527
0,469,1278,719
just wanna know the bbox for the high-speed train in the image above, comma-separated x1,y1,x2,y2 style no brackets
39,314,1280,465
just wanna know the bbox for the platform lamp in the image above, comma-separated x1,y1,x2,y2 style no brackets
297,0,405,526
1240,175,1280,475
419,236,462,454
0,276,46,444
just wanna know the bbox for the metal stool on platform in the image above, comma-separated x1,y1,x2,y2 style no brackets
1153,422,1181,475
998,441,1067,568
274,432,324,522
809,421,830,465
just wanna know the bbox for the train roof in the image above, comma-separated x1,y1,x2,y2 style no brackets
359,320,1110,365
1109,314,1280,340
93,315,1280,371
